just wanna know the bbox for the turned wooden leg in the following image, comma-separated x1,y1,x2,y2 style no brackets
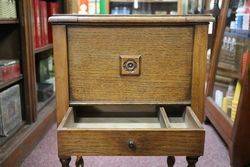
204,116,211,125
186,156,199,167
75,156,84,167
59,156,71,167
167,156,175,167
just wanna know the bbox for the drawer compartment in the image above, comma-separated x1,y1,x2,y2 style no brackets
58,105,204,156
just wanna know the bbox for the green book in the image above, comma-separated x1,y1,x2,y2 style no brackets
100,0,109,14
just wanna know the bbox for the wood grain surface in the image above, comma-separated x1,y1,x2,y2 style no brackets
206,1,230,96
68,26,193,103
177,0,183,15
20,0,38,123
51,16,211,159
57,106,204,156
205,97,233,147
52,25,69,125
232,57,250,167
49,15,215,25
58,129,204,156
191,25,208,122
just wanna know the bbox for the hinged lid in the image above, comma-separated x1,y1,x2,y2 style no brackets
49,15,214,25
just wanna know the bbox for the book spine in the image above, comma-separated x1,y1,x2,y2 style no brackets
47,2,61,43
40,1,48,46
33,0,42,48
78,0,89,14
44,2,48,45
88,0,96,14
40,1,45,46
100,0,109,14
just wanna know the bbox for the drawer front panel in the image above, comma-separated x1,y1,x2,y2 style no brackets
57,106,204,156
58,130,204,156
67,26,194,103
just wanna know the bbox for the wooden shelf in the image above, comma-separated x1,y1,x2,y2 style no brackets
0,0,60,166
216,62,241,80
205,97,233,147
110,0,177,2
0,75,23,91
217,69,241,80
34,44,53,54
206,1,250,165
37,93,55,112
0,19,19,25
0,122,25,146
225,28,250,40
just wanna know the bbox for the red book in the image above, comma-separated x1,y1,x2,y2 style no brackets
47,2,61,43
33,0,41,49
40,0,48,46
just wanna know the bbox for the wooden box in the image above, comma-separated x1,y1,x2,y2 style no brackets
50,15,214,166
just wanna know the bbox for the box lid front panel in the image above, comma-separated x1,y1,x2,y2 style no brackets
67,25,193,104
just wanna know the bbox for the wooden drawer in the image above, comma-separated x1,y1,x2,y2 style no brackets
58,105,205,156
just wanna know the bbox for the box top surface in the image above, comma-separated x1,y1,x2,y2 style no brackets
49,15,214,25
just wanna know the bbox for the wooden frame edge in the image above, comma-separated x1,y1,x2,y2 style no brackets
52,25,69,125
191,24,208,122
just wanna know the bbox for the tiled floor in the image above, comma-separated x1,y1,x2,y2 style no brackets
22,123,230,167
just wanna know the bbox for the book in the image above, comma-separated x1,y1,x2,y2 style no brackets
33,0,42,48
100,0,109,14
40,0,48,46
47,2,61,43
78,0,89,14
241,50,249,78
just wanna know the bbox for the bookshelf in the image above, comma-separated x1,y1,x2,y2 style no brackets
0,75,23,91
0,0,63,166
0,19,19,24
34,44,53,54
205,0,250,166
65,0,208,15
109,0,178,3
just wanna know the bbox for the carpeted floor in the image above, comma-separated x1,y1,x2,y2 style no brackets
21,124,230,167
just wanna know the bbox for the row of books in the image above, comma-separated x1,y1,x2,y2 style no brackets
33,0,61,49
77,0,109,14
77,0,177,15
214,50,249,122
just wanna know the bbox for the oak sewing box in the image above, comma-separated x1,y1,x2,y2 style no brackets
49,15,214,167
